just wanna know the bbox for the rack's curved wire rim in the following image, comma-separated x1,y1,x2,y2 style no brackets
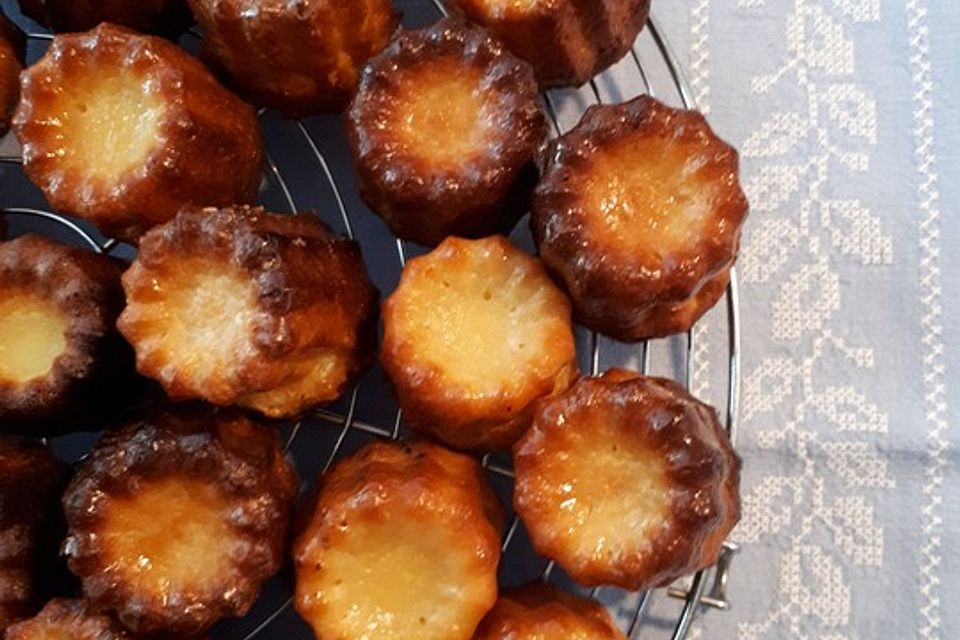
0,5,742,639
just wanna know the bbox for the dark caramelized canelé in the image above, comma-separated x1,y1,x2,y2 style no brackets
0,235,135,432
474,584,627,640
17,0,191,37
514,369,740,590
449,0,650,88
6,599,132,640
188,0,397,116
348,18,546,246
532,95,748,341
62,410,298,636
0,438,65,632
294,441,501,640
118,206,379,419
382,236,576,450
13,24,263,242
0,10,24,136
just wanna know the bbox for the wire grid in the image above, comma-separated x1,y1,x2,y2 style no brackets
0,2,741,638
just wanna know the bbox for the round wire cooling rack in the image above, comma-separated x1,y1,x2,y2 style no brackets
0,1,742,638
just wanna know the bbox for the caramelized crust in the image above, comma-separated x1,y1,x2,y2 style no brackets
348,18,546,246
0,235,136,432
13,24,263,242
188,0,397,116
118,206,379,419
514,370,741,590
532,96,748,340
62,410,298,636
0,438,65,631
0,10,24,136
6,599,132,640
450,0,650,88
382,236,576,450
474,584,626,640
294,441,501,640
17,0,191,37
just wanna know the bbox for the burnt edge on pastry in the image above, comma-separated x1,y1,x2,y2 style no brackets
17,0,192,37
13,24,263,242
450,0,651,88
119,205,380,418
0,234,140,433
514,370,741,589
62,409,298,636
532,95,749,341
0,9,25,136
0,437,67,631
188,0,398,116
347,17,546,247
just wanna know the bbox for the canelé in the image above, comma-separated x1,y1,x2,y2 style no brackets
381,236,576,450
0,438,65,631
449,0,651,87
347,18,546,246
118,206,379,419
0,235,135,432
188,0,397,116
17,0,191,37
0,10,23,136
5,599,132,640
62,409,298,636
514,369,741,589
294,441,500,640
13,24,263,242
474,584,627,640
532,95,748,340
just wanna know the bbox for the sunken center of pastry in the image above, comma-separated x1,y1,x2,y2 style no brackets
309,519,476,637
581,136,714,254
0,290,67,383
57,69,165,181
101,476,233,591
393,61,488,167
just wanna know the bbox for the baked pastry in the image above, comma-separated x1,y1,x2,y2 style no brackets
5,599,132,640
13,24,263,242
118,206,379,419
294,441,500,640
381,236,576,450
532,95,748,341
0,10,24,136
514,369,740,590
0,235,136,432
17,0,192,37
347,18,546,246
62,409,298,636
188,0,397,116
474,584,626,640
449,0,650,88
0,438,66,631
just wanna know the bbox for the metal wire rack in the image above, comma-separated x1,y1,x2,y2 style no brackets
0,1,741,638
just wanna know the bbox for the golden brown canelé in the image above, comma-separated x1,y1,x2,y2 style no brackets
62,410,298,636
188,0,397,116
449,0,650,88
5,599,133,640
294,441,501,640
118,206,379,419
13,24,263,242
0,235,136,432
531,95,748,341
382,236,576,450
474,584,627,640
17,0,192,37
347,18,546,246
0,10,24,136
514,369,740,590
0,438,65,631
